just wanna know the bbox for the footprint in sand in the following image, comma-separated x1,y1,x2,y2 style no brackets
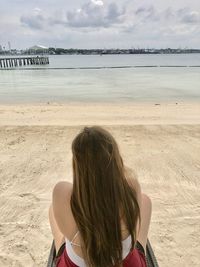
18,193,40,202
8,136,25,146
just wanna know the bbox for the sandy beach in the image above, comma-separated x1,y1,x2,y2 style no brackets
0,101,200,267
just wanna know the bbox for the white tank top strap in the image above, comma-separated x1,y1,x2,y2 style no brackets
65,233,132,267
70,230,81,247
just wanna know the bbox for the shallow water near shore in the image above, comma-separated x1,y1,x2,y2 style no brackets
0,54,200,103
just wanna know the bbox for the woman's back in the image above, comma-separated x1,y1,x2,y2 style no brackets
49,126,151,267
52,179,147,267
56,232,146,267
52,181,136,259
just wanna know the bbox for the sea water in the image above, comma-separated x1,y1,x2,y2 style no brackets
0,54,200,103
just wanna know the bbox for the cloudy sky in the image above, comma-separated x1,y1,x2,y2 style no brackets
0,0,200,49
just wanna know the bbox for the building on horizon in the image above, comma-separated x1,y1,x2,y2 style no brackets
27,45,49,54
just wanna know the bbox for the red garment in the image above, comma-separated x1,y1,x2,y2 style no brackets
56,244,147,267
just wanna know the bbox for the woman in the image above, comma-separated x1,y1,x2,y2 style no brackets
49,126,152,267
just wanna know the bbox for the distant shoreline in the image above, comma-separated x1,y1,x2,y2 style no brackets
1,48,200,56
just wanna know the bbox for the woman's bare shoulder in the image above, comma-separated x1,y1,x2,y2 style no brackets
125,167,141,190
52,181,74,237
124,166,142,205
53,181,73,200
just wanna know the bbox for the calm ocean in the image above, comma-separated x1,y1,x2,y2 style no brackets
0,54,200,103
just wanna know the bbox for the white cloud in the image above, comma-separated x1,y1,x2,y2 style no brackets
21,14,45,30
1,0,199,49
34,8,42,14
135,5,160,22
66,0,125,28
91,0,104,6
19,1,125,30
121,5,200,34
179,9,200,24
19,2,200,33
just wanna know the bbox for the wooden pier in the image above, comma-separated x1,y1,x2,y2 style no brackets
0,56,49,68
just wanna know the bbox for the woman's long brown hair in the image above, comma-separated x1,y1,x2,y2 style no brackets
70,126,140,267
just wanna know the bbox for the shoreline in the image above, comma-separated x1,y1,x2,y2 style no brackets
0,101,199,126
1,98,200,105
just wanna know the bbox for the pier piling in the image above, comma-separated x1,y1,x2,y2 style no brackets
0,56,49,69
